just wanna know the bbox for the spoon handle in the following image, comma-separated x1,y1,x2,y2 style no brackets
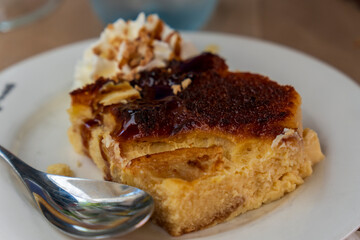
0,145,37,179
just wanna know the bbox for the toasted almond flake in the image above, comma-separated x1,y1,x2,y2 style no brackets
181,78,192,90
100,88,140,106
171,84,181,95
93,46,102,56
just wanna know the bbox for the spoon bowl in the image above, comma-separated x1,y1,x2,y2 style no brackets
0,145,154,239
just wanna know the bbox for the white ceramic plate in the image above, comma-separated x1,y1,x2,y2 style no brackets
0,32,359,240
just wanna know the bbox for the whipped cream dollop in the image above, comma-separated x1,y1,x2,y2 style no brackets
74,13,198,89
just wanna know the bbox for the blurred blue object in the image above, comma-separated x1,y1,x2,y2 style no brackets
90,0,217,30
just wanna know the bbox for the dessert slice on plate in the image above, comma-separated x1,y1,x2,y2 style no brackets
68,51,324,236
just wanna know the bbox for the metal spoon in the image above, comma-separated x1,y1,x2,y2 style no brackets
0,145,154,239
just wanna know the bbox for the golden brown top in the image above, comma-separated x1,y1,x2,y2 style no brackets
71,53,300,140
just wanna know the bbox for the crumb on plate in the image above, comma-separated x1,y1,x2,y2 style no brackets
47,163,74,177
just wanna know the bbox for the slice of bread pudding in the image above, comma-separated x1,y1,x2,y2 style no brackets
68,53,324,236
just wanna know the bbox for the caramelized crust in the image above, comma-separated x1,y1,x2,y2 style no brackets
70,53,301,142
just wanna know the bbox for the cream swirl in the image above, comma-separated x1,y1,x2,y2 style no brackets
73,13,197,89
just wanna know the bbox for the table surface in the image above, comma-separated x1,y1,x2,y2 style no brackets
1,0,360,85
